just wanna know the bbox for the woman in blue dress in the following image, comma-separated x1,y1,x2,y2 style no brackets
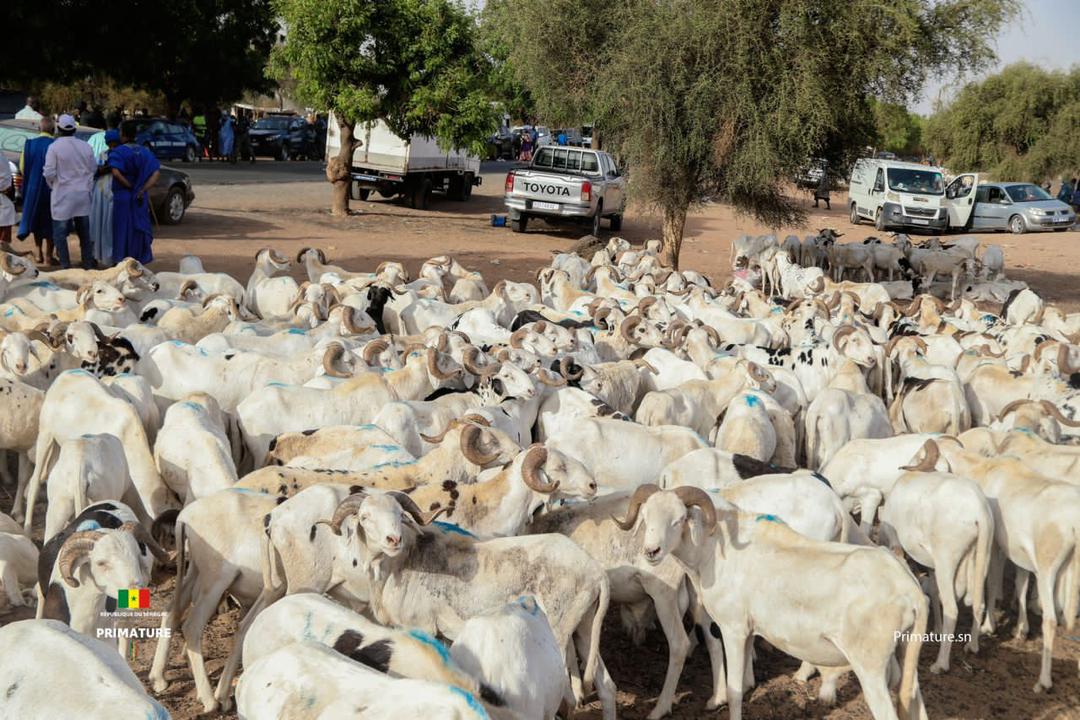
108,120,160,265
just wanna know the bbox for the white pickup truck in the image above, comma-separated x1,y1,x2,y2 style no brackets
504,146,626,235
326,113,482,210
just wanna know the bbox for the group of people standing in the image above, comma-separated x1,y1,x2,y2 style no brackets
2,110,160,269
1056,178,1080,211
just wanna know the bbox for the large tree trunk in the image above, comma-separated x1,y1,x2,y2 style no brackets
660,202,689,269
327,117,355,217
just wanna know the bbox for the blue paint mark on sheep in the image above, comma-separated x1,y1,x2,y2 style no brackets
301,611,315,641
755,514,783,524
744,394,761,408
448,686,489,719
515,596,540,615
434,521,476,538
407,629,451,665
180,401,202,412
65,369,92,376
29,281,60,290
370,444,399,452
287,328,307,335
370,460,416,470
267,381,289,388
357,424,379,430
76,519,102,532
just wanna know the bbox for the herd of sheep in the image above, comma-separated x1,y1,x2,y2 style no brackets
0,232,1077,720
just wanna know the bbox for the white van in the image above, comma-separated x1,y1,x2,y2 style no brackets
848,158,978,233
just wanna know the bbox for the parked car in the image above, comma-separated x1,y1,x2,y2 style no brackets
581,125,594,148
971,182,1076,234
794,158,826,189
0,118,194,223
249,115,321,161
504,145,625,235
486,128,515,160
133,118,201,163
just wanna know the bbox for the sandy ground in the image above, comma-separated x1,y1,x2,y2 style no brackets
3,160,1080,719
135,160,1080,310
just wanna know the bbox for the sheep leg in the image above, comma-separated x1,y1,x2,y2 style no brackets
1014,568,1031,640
572,618,617,720
183,568,237,713
149,564,196,693
930,561,960,673
982,546,1004,634
643,578,691,719
1035,556,1068,693
0,561,23,609
692,599,727,709
848,657,897,720
565,640,584,705
214,583,284,710
719,627,751,720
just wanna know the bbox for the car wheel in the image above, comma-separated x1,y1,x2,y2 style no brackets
609,213,623,231
1009,214,1026,234
448,176,465,201
410,178,432,210
874,208,885,231
162,187,186,225
463,174,473,200
183,145,197,163
358,189,371,201
850,203,860,225
591,202,603,237
276,143,289,162
511,215,528,233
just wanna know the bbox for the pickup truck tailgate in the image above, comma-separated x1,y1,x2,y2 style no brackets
507,170,585,204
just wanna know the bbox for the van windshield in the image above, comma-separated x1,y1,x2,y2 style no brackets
887,168,943,195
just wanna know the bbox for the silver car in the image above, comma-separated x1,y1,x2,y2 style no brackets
971,182,1076,234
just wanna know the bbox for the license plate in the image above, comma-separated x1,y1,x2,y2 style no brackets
533,201,560,211
911,219,929,225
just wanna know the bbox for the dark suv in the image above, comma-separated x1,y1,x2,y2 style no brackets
248,115,321,161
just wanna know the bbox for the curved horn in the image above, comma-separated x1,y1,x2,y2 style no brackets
269,249,290,265
1039,400,1080,428
57,531,103,587
317,492,368,536
824,292,841,310
995,398,1035,422
747,361,772,385
389,491,446,526
420,419,464,444
900,439,940,472
322,343,352,378
0,253,27,276
904,296,924,317
178,279,199,299
974,343,1005,358
637,296,659,315
633,358,659,374
620,315,643,344
558,356,584,381
701,324,722,348
1032,339,1056,362
343,306,371,335
124,258,144,278
831,325,858,352
509,327,529,349
361,338,391,366
90,323,108,343
613,483,662,530
520,444,558,493
119,522,171,563
462,346,498,376
460,423,501,466
426,348,459,381
672,486,718,533
534,368,567,387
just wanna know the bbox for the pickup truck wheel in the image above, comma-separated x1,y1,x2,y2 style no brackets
609,214,623,231
463,173,474,200
591,202,603,237
358,189,371,202
849,203,860,225
511,215,528,233
410,178,432,210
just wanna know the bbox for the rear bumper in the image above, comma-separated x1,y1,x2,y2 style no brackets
505,197,593,219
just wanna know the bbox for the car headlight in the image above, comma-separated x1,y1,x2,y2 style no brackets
1031,208,1052,216
886,192,899,202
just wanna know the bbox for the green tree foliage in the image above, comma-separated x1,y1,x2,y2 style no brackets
925,63,1080,182
871,101,925,157
3,0,277,113
272,0,498,215
488,0,1018,267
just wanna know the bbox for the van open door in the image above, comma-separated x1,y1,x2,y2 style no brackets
944,173,979,229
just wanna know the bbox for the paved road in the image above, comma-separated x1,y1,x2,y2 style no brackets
164,159,520,186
